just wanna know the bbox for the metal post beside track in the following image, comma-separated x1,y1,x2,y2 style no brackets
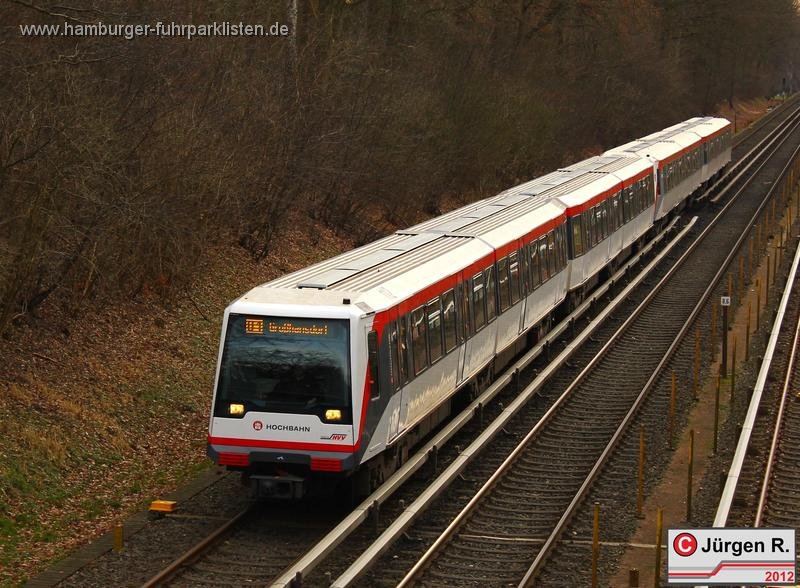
713,372,721,454
591,502,600,588
687,429,694,521
654,507,663,588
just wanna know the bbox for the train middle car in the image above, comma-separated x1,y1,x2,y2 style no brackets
207,116,732,499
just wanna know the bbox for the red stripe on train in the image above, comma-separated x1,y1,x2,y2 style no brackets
208,435,355,453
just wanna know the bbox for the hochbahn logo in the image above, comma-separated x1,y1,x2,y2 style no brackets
251,420,311,433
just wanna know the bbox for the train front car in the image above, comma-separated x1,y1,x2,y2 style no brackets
207,289,366,499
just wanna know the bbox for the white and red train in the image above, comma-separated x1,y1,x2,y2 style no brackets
207,117,732,498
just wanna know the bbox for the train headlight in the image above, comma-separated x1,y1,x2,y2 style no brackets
229,403,245,416
325,409,342,422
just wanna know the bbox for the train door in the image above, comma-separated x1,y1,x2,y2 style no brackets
383,319,401,442
517,246,528,336
456,279,469,384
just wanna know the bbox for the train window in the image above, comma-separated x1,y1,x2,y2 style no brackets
583,210,591,247
606,194,618,235
584,210,592,249
599,202,607,236
594,206,600,242
639,180,647,212
546,232,557,277
560,225,568,269
539,237,550,282
599,203,608,240
485,265,497,321
442,290,457,353
498,256,510,312
624,186,632,222
427,297,443,364
571,216,583,257
398,315,409,384
639,180,645,212
530,243,541,289
368,330,380,399
519,247,529,295
590,207,599,245
472,272,486,330
553,229,563,271
411,306,428,376
388,321,399,391
509,251,520,305
460,281,472,339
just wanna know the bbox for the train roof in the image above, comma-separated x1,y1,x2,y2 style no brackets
607,117,730,162
237,195,566,314
229,116,730,317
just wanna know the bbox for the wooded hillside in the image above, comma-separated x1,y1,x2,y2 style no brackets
1,0,798,333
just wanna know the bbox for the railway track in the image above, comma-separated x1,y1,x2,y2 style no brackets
331,105,800,588
127,99,800,588
139,502,341,587
711,215,800,573
334,103,800,586
755,259,800,539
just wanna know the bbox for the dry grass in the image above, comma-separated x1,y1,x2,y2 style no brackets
715,96,780,134
0,213,352,586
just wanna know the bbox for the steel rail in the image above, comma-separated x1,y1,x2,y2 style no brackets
713,141,800,529
755,277,800,527
139,504,253,588
519,112,800,587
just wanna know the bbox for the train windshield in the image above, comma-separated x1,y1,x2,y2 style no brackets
214,314,351,422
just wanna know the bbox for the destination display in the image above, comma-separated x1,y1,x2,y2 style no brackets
243,316,331,337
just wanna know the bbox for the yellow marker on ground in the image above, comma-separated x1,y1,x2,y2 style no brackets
149,500,178,513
